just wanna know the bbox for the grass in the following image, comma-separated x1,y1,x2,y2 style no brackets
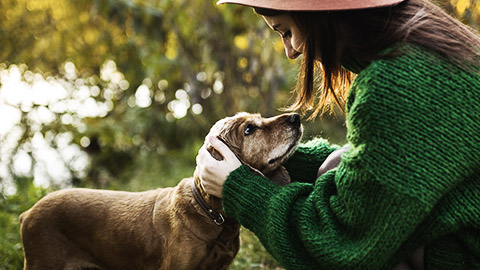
232,229,284,270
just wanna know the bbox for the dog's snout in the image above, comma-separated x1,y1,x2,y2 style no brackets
287,114,300,126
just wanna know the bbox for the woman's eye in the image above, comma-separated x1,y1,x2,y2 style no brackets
281,30,291,39
244,124,257,136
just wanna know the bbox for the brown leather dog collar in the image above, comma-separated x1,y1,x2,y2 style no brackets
191,181,225,226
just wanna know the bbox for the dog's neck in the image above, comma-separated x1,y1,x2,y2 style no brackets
190,173,241,262
192,173,224,217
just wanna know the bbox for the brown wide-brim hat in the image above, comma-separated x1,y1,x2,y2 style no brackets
216,0,406,11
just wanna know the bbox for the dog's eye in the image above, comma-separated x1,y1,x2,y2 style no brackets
244,124,257,136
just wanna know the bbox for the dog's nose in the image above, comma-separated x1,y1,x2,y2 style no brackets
287,113,301,126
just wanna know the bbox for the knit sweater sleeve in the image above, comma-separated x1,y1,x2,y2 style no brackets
283,138,341,182
222,47,480,269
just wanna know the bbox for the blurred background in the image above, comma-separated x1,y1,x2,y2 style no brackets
0,0,478,268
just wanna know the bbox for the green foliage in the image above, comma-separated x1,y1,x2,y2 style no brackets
119,140,201,191
0,210,23,269
0,178,49,270
0,0,305,189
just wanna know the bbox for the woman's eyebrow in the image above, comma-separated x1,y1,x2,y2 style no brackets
272,24,281,31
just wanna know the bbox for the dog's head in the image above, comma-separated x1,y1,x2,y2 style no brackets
206,112,303,185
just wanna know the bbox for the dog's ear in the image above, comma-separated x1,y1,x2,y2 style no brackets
207,144,224,161
245,164,291,186
244,164,266,177
217,117,244,159
266,166,291,186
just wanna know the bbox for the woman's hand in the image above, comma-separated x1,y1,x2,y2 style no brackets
317,147,350,178
195,136,242,198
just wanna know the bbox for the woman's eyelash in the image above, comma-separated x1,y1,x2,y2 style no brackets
281,30,291,38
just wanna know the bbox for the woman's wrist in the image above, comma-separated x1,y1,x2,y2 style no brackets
222,165,280,226
284,138,341,182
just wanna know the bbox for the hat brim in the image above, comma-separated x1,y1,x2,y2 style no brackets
217,0,406,11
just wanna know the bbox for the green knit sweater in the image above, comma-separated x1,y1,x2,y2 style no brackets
222,45,480,269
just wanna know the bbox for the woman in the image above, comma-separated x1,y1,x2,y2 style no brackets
196,0,480,269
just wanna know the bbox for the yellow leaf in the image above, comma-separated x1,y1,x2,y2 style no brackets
237,57,248,69
274,39,284,53
165,32,178,60
234,35,249,50
475,1,480,15
456,0,470,16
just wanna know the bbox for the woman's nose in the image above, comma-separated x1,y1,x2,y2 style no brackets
282,39,301,60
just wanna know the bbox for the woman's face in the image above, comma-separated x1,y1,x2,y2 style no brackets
262,14,304,60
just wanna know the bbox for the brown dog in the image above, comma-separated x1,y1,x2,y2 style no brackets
19,112,303,270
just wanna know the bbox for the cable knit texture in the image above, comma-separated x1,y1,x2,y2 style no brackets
222,44,480,269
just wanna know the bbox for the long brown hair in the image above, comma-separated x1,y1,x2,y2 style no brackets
255,0,480,118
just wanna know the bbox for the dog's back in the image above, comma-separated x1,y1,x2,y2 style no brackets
20,188,164,269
